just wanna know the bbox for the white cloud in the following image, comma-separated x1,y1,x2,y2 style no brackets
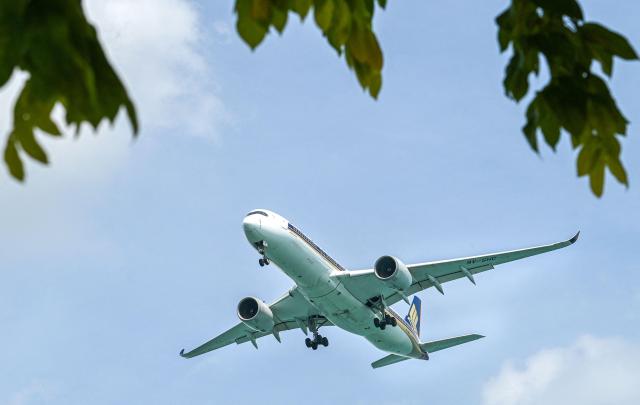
0,0,226,257
84,0,229,140
483,335,640,405
213,20,233,44
7,380,59,405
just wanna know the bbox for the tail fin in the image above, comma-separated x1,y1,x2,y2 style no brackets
405,296,422,337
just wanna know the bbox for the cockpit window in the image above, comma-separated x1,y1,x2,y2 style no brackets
246,210,268,217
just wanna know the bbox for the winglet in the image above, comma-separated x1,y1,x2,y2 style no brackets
569,231,580,244
179,349,186,358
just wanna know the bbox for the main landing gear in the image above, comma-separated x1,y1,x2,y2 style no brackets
304,317,329,350
255,240,270,267
373,313,397,330
305,334,329,350
368,295,398,330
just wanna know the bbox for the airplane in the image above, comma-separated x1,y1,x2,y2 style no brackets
180,209,579,368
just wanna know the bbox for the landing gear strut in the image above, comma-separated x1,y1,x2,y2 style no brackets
304,317,329,350
255,241,270,267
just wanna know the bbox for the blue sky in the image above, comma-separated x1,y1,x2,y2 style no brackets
1,0,639,404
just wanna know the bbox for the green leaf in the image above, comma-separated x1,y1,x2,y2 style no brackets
576,142,596,176
327,0,351,52
581,23,639,60
272,5,288,33
236,0,268,49
251,0,272,23
3,139,24,181
607,156,628,186
314,0,334,32
523,101,539,152
14,130,48,164
504,53,530,101
290,0,312,20
369,70,382,98
538,98,561,149
589,160,605,197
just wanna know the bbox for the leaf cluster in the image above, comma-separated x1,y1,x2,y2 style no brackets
1,0,137,181
497,0,638,196
234,0,386,97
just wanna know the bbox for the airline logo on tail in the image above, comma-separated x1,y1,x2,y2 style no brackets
405,296,422,336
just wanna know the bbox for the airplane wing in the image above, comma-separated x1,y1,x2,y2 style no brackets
180,287,331,358
339,232,579,306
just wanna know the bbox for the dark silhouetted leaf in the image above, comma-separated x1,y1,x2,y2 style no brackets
3,139,24,181
581,23,639,60
1,0,138,181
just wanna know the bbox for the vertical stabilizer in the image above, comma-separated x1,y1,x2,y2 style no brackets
404,296,422,337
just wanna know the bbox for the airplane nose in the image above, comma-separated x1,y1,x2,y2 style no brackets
243,214,262,242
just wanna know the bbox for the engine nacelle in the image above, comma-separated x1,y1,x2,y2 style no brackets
374,255,412,292
237,296,275,332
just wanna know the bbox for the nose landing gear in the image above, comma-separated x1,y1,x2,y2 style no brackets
255,241,270,267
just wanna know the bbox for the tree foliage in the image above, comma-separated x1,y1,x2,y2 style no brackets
235,0,385,98
0,0,137,181
497,0,637,196
0,0,637,197
232,0,637,196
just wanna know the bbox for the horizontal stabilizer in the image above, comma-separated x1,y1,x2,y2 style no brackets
371,353,411,369
420,334,484,353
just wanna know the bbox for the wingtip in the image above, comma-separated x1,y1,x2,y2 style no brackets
569,231,580,244
179,349,186,358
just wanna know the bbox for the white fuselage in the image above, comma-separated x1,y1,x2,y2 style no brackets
242,210,424,358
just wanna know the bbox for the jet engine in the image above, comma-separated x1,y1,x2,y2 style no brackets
237,296,275,332
374,255,412,291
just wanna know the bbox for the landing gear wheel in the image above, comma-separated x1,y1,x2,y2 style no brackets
373,317,380,328
322,337,329,347
311,342,318,350
390,317,397,327
380,322,386,330
263,258,270,265
305,338,312,348
258,258,265,267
